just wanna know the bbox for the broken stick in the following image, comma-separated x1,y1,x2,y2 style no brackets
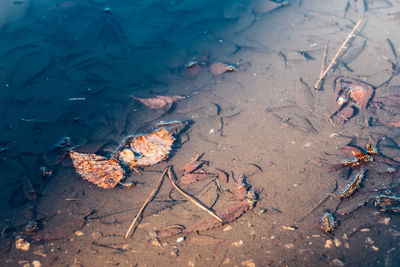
125,167,168,239
167,167,223,222
296,193,335,223
314,19,362,90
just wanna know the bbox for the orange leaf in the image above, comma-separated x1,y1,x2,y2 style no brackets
69,151,124,189
129,128,175,166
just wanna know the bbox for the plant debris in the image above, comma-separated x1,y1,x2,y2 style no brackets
69,150,125,189
128,128,175,166
210,62,237,75
131,95,186,111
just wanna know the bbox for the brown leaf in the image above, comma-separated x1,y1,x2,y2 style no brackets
347,83,373,108
337,106,354,125
210,62,235,75
181,154,207,173
131,95,185,110
187,64,202,78
69,150,124,189
129,128,174,166
215,168,228,183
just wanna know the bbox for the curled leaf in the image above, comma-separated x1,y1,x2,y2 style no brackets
69,150,124,189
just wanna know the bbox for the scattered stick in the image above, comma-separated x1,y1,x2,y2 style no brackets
125,167,168,239
314,19,362,90
319,42,329,78
296,193,335,223
167,167,223,222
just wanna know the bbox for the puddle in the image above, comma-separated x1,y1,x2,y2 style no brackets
1,0,400,266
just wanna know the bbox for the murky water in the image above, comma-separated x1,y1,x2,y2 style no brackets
2,0,400,266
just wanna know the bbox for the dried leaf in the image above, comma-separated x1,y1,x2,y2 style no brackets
131,95,185,110
210,62,235,75
215,168,228,183
129,128,174,166
69,150,124,189
181,154,207,173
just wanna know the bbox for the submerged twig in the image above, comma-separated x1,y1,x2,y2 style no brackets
125,167,168,239
167,167,223,222
314,19,362,90
319,42,329,78
296,193,335,223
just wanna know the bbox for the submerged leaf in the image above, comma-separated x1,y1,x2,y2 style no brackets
129,128,174,166
69,150,124,189
131,95,186,110
210,62,236,75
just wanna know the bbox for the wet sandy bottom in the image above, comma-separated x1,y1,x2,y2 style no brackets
2,0,400,266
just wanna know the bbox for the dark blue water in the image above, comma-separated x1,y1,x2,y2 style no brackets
0,0,264,210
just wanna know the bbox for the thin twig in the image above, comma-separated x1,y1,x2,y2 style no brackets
125,167,168,239
314,19,362,90
167,167,223,222
296,193,335,223
319,42,329,78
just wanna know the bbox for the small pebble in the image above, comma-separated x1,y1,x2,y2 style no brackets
284,243,295,249
304,142,312,147
332,259,344,267
188,260,195,267
371,245,379,251
365,237,374,245
15,237,30,251
223,258,230,264
232,240,244,247
360,228,371,232
151,239,162,248
223,225,233,232
32,260,41,267
379,217,391,225
334,238,341,247
91,231,103,241
241,259,256,267
344,242,350,249
324,240,333,249
342,234,348,240
177,237,185,243
75,231,84,236
282,226,295,231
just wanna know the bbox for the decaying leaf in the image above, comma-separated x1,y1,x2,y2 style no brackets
181,154,207,173
129,128,175,166
69,150,124,189
131,95,186,110
210,62,236,75
347,83,373,108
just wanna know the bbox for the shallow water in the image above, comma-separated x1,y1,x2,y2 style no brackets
2,0,400,266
